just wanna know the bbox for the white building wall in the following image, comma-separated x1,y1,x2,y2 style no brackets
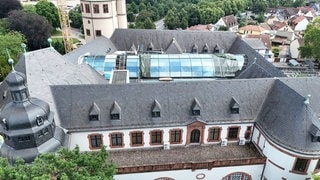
81,0,124,41
253,128,315,179
69,123,254,151
295,19,309,32
114,164,264,180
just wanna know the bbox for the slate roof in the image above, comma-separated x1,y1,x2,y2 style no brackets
110,29,237,54
242,38,267,50
64,36,117,64
228,38,285,79
51,78,274,131
0,48,108,126
256,79,320,155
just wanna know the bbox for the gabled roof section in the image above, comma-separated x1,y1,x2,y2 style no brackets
203,44,209,52
191,98,201,110
229,97,240,109
214,44,221,52
89,102,100,115
147,42,154,50
191,44,198,53
111,101,121,114
222,15,238,27
166,38,183,54
110,29,237,54
152,99,161,112
64,36,117,64
130,44,137,51
256,79,320,155
229,37,285,79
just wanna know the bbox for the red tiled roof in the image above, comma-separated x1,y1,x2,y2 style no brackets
186,24,211,31
239,25,264,32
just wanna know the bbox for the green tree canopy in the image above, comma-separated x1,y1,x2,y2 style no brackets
35,0,60,28
299,18,320,60
8,10,53,50
23,4,37,14
0,146,116,179
0,0,22,18
69,5,83,29
0,31,26,81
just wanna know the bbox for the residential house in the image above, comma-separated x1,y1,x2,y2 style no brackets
298,7,316,21
290,38,305,59
214,15,239,32
186,24,213,31
289,16,309,32
242,37,273,62
238,25,265,36
271,30,295,45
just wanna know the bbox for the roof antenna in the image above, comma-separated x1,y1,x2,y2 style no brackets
304,94,311,105
6,49,15,71
21,43,27,54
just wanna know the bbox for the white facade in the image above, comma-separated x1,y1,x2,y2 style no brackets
114,165,264,180
294,18,309,32
80,0,127,42
69,123,254,151
252,127,318,179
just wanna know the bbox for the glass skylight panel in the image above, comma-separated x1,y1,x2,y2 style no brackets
180,59,192,77
158,59,170,77
150,58,159,77
191,58,203,77
126,56,139,78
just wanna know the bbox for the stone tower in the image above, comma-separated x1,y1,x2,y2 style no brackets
80,0,128,42
0,69,63,163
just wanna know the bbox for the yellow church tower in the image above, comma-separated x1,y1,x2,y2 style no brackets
80,0,127,42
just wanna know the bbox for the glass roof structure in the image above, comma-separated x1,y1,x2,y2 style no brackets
83,54,245,79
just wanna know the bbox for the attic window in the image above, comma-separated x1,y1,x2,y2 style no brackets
110,101,121,120
89,115,99,121
151,99,161,118
110,113,120,120
89,102,100,121
36,115,44,126
192,110,200,116
214,44,220,53
152,111,161,118
147,42,154,51
191,98,201,116
191,44,198,53
203,44,209,53
230,97,240,114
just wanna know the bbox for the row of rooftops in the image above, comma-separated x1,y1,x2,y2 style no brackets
1,29,320,155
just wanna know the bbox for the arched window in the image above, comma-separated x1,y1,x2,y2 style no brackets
222,172,252,180
190,129,200,143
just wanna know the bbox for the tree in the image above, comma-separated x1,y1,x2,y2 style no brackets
35,0,60,28
0,146,116,179
299,18,320,60
69,5,83,29
0,0,22,18
0,32,26,81
8,10,53,50
143,17,156,29
293,0,305,7
23,4,37,14
164,9,180,29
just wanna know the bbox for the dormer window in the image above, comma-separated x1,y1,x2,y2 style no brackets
110,113,120,120
89,102,100,121
230,97,240,114
36,115,44,126
191,98,201,116
192,109,200,116
89,114,99,121
151,99,161,118
203,44,209,53
152,111,160,118
214,44,220,53
110,101,121,120
191,44,198,53
147,42,154,51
